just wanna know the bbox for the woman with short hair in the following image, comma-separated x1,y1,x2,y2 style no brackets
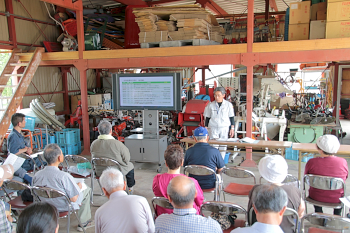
152,144,204,216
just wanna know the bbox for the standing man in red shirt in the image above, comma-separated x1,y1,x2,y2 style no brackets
304,135,348,215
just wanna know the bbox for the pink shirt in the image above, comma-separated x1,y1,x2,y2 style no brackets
152,173,204,216
305,156,348,203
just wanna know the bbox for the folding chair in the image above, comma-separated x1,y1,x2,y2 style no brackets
201,201,247,233
260,174,300,189
91,157,123,205
301,213,350,233
31,186,86,233
64,155,92,179
220,167,256,201
17,153,41,174
2,180,32,220
184,165,220,201
249,206,299,232
303,174,345,216
151,196,173,219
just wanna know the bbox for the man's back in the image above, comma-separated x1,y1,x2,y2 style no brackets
184,143,224,189
231,222,283,233
90,138,133,176
155,208,222,233
33,166,80,212
95,191,154,233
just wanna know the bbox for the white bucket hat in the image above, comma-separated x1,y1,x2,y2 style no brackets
316,134,340,154
259,155,288,184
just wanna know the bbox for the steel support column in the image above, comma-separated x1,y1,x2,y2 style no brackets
202,67,206,86
5,0,17,48
96,69,101,89
265,0,270,21
240,0,256,167
61,67,70,115
76,63,90,155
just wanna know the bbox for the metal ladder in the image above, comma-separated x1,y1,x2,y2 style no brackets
0,47,44,146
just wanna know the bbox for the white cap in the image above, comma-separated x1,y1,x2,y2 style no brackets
316,134,340,154
259,155,288,184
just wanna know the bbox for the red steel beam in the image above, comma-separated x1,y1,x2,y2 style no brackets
24,89,81,97
76,6,84,59
0,12,56,26
196,0,228,16
270,0,278,12
265,0,269,20
5,0,17,48
61,67,70,114
40,0,82,10
114,0,147,6
149,0,185,5
216,11,286,18
241,0,256,167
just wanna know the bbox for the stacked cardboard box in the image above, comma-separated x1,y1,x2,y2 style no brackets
139,31,168,43
134,5,223,44
289,1,311,41
135,13,158,32
156,20,176,31
326,0,350,38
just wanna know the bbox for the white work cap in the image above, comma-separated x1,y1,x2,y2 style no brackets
316,134,340,154
259,155,288,184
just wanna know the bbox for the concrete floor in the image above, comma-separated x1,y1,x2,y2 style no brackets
15,119,350,233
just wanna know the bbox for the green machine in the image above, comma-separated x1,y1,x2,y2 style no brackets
84,16,108,50
288,122,325,143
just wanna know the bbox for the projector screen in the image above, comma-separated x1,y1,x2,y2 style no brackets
112,73,182,110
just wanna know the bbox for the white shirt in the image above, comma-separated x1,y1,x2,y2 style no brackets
231,222,284,233
204,99,235,128
95,191,155,233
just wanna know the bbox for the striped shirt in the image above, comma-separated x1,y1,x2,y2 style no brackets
155,208,222,233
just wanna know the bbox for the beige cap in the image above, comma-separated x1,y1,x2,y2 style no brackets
259,155,288,184
316,135,340,154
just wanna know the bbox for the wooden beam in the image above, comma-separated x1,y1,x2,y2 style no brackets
83,44,247,60
40,0,83,10
86,54,242,69
253,38,350,53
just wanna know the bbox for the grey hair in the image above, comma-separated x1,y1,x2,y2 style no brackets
194,136,207,141
167,177,196,207
99,167,124,193
252,184,288,213
214,87,226,95
43,144,62,165
98,121,112,135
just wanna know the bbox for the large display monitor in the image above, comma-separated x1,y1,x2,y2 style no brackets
112,72,182,110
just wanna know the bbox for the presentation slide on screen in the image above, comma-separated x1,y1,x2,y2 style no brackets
119,76,174,107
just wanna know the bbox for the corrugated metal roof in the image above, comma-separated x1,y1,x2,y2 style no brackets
83,0,122,8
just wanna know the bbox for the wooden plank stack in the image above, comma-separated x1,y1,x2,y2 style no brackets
133,5,224,45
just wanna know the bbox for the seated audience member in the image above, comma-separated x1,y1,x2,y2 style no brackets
232,184,288,233
155,176,222,233
305,134,348,216
153,144,204,215
95,167,154,233
33,144,92,232
17,202,59,233
248,155,304,233
90,120,135,193
184,127,225,189
0,164,14,233
7,113,42,184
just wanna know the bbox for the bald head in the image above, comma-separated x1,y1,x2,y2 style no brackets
167,176,196,208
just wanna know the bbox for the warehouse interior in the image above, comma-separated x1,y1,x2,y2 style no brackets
0,0,350,232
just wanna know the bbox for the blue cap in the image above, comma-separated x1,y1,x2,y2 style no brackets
193,127,208,136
